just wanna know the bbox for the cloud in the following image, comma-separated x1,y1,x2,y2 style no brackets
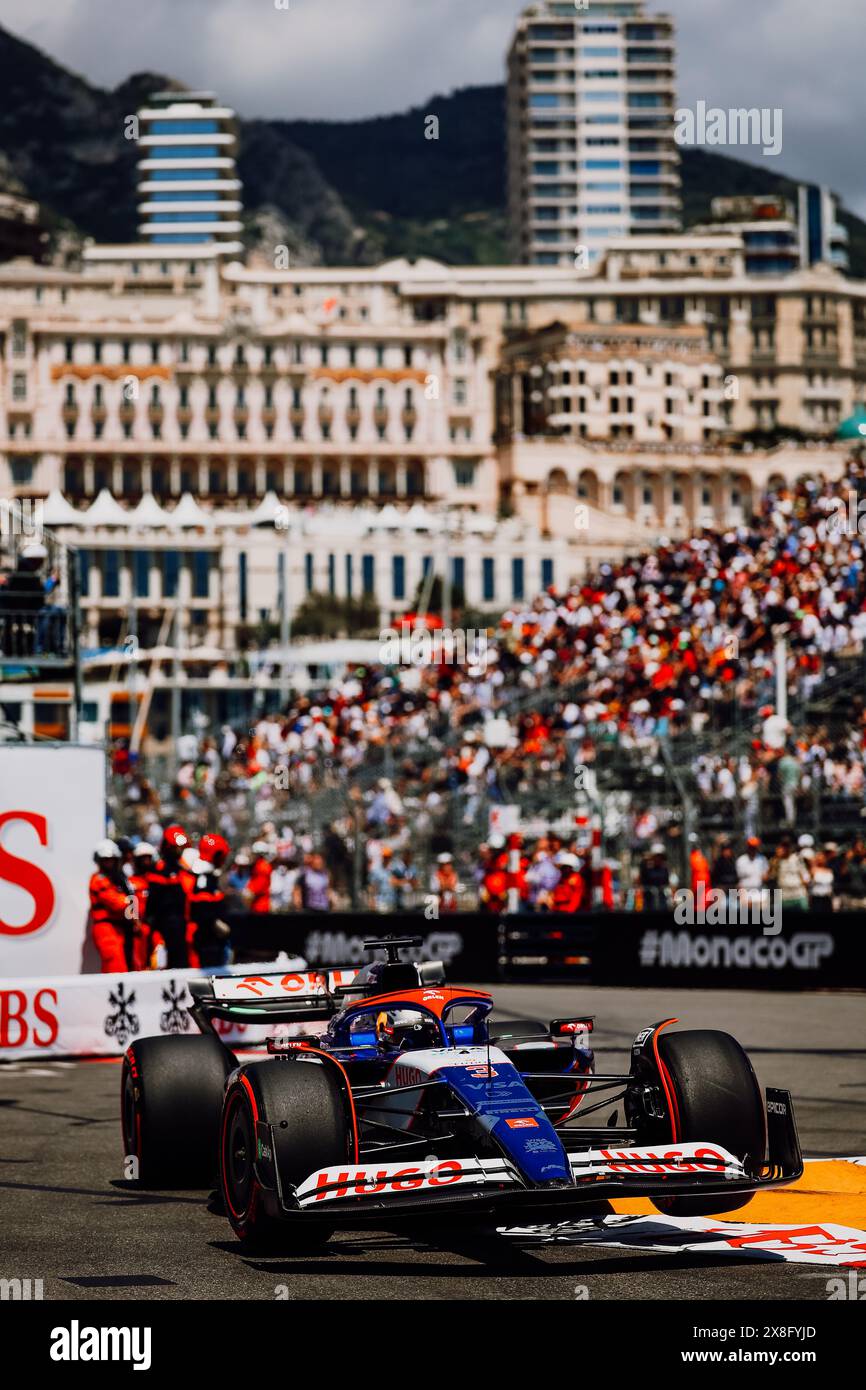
0,0,863,215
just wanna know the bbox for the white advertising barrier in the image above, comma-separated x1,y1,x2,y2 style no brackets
0,958,308,1060
0,744,106,976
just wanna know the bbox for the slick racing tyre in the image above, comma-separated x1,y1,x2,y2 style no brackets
651,1029,767,1217
219,1058,354,1252
122,1034,235,1188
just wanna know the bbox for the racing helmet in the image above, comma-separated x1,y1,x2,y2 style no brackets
376,1010,441,1051
199,833,230,868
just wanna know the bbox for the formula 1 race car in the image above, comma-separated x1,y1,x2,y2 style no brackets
120,938,803,1250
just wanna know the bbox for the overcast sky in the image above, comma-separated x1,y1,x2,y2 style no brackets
1,0,864,215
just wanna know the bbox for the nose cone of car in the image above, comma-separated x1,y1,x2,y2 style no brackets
436,1054,572,1187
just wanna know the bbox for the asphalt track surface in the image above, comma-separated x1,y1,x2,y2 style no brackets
1,984,864,1301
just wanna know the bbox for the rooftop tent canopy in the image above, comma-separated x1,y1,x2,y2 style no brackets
171,492,216,527
41,488,85,526
130,492,172,527
85,488,132,525
215,489,283,527
249,638,383,667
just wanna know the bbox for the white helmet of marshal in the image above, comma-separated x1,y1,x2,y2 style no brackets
94,839,121,861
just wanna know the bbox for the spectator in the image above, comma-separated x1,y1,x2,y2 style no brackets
525,847,561,912
640,843,671,911
712,842,739,894
777,748,802,826
430,853,459,913
552,854,586,912
809,850,835,912
368,845,398,913
769,840,810,912
390,849,418,910
689,838,712,910
837,844,866,909
269,857,298,912
294,852,332,913
247,842,273,914
225,851,251,912
736,837,769,907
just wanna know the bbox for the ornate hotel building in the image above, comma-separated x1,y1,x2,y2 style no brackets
0,79,864,657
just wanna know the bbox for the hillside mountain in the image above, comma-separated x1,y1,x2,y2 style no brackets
0,23,862,276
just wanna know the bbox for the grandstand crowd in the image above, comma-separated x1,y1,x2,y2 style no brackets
107,458,866,924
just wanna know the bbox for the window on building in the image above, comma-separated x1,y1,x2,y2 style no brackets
305,553,314,592
392,555,406,601
482,557,495,602
103,550,120,598
362,554,375,595
133,550,150,599
163,550,180,599
192,552,209,599
512,558,525,601
231,551,251,629
454,461,475,488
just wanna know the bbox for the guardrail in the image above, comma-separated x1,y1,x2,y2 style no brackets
224,909,864,991
0,606,70,660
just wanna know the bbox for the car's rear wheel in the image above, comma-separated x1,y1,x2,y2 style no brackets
121,1034,234,1188
219,1059,354,1251
650,1029,766,1217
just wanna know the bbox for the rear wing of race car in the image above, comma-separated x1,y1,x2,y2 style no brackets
188,969,360,1031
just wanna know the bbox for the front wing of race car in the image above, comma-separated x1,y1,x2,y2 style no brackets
251,1087,802,1226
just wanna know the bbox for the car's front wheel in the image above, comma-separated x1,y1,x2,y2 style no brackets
648,1029,767,1217
219,1058,354,1251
